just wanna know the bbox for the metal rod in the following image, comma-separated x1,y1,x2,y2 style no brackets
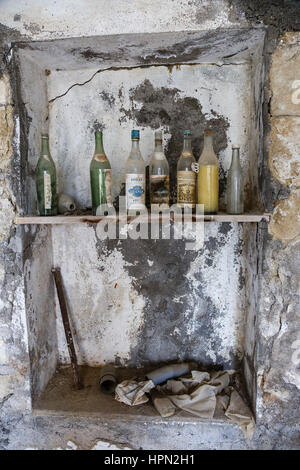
52,267,83,390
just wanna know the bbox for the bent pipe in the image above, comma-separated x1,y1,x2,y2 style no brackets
146,363,190,385
99,365,118,394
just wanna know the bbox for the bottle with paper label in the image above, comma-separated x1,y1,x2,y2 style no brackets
90,130,112,215
35,133,57,215
150,131,169,205
125,130,146,211
177,130,196,208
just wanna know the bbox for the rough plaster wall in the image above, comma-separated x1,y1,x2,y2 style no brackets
0,0,247,40
52,225,146,366
0,0,299,451
48,62,251,209
0,70,32,448
52,223,246,369
16,50,49,215
24,225,57,400
255,32,300,426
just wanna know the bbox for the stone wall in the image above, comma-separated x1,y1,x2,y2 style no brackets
0,0,299,450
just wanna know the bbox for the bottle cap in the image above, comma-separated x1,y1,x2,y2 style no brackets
131,129,140,140
41,133,49,139
232,145,240,149
155,130,162,140
204,129,212,136
184,129,192,136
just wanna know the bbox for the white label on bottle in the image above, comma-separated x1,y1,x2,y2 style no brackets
126,173,145,209
44,172,52,209
98,168,113,206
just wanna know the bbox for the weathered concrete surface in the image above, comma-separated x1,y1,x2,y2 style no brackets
0,0,300,452
52,224,247,369
0,0,247,40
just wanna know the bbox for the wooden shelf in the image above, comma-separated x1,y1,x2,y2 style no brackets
14,212,271,225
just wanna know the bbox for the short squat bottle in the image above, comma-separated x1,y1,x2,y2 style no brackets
150,131,169,205
125,130,146,210
90,130,112,215
227,146,244,214
197,129,219,214
177,130,196,208
35,133,57,216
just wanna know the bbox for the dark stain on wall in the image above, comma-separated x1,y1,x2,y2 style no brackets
121,78,229,204
99,222,242,371
234,0,300,34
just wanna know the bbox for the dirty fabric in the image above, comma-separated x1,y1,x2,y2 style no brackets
158,370,230,420
114,370,255,439
115,379,155,406
224,389,255,439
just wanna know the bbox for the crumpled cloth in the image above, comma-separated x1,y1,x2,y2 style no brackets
115,379,155,406
224,389,255,439
158,370,230,420
114,370,255,439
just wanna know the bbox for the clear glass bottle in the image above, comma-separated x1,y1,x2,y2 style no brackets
177,130,196,208
125,130,146,210
150,131,169,205
90,130,112,215
197,129,219,214
35,133,57,216
227,146,244,214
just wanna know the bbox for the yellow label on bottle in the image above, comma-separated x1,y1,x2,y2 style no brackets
177,171,196,206
197,165,219,213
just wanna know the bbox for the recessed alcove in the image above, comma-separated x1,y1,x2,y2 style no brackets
13,27,266,422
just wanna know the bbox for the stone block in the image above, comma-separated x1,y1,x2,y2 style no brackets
0,105,14,170
269,189,300,241
269,117,300,187
0,73,12,106
0,374,12,401
0,339,8,364
270,32,300,116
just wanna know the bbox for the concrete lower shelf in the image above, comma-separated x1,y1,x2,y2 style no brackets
33,365,246,427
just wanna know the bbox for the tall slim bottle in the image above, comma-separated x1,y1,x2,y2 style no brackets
197,129,219,214
177,130,196,208
35,133,57,216
150,131,169,205
90,130,112,215
125,130,146,210
227,146,244,214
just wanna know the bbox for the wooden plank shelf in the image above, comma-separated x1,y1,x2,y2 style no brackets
14,213,271,225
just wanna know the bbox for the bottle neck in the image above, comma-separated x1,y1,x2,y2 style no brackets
95,132,104,154
154,139,163,152
183,137,192,152
231,148,241,166
203,134,213,152
41,137,50,156
131,139,140,151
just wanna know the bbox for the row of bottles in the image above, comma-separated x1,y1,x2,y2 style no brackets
35,130,244,216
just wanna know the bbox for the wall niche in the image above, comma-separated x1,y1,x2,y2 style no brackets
13,28,266,423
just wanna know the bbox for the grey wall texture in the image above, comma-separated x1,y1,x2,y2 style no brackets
0,0,299,450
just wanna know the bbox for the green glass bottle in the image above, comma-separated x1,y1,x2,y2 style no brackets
90,131,112,215
35,133,57,216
